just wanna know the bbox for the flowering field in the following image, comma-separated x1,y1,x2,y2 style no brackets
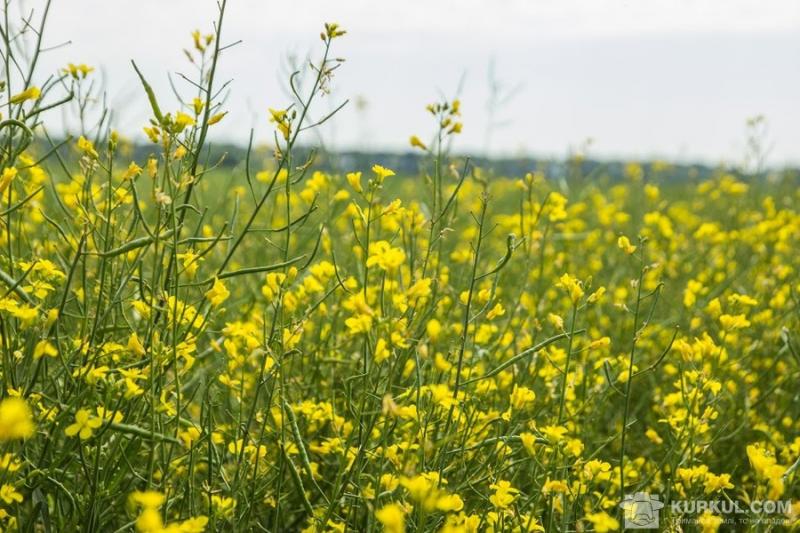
0,5,799,533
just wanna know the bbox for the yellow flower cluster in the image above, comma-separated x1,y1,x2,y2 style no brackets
0,12,797,533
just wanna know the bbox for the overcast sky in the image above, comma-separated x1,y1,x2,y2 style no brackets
32,0,800,165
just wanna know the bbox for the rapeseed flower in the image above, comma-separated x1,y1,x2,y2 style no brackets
0,398,35,440
9,86,40,104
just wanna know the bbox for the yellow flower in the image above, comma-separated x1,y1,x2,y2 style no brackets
179,426,202,447
135,507,164,533
400,473,437,508
268,108,287,123
261,272,286,301
0,398,35,441
191,30,212,52
211,494,236,517
488,480,519,509
129,490,166,509
589,337,611,349
409,135,427,150
75,365,110,385
173,146,187,159
130,490,207,533
208,112,227,125
486,303,505,320
63,63,94,79
558,273,584,304
374,338,390,363
65,409,102,440
174,111,196,131
547,191,568,221
177,251,202,278
441,513,481,533
519,433,538,456
617,235,637,254
0,167,17,195
585,511,619,532
375,503,405,533
77,135,99,159
729,293,758,307
33,340,58,359
399,472,461,513
345,314,372,335
146,157,158,177
0,484,23,505
547,313,564,330
719,313,750,331
372,164,395,182
23,280,55,299
323,22,347,40
283,327,302,349
703,472,733,494
122,162,143,180
582,459,612,482
268,108,291,140
645,428,663,445
0,454,21,473
193,97,205,115
346,172,363,193
542,478,569,494
178,517,208,533
587,286,606,303
380,473,400,491
746,444,785,499
9,86,41,104
11,304,39,326
509,385,535,410
705,297,722,317
565,438,583,457
540,425,569,443
405,278,431,301
205,278,230,307
697,511,723,533
96,406,123,424
426,319,442,341
127,333,146,356
436,493,464,512
366,241,405,271
143,126,161,143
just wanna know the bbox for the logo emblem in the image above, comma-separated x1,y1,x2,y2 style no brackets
619,492,664,529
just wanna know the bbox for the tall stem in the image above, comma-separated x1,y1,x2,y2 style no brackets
620,244,646,495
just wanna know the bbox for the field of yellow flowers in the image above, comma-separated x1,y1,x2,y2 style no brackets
0,4,799,532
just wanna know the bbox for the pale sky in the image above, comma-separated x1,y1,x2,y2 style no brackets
31,0,800,165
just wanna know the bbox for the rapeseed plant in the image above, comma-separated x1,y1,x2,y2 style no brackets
0,1,797,531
